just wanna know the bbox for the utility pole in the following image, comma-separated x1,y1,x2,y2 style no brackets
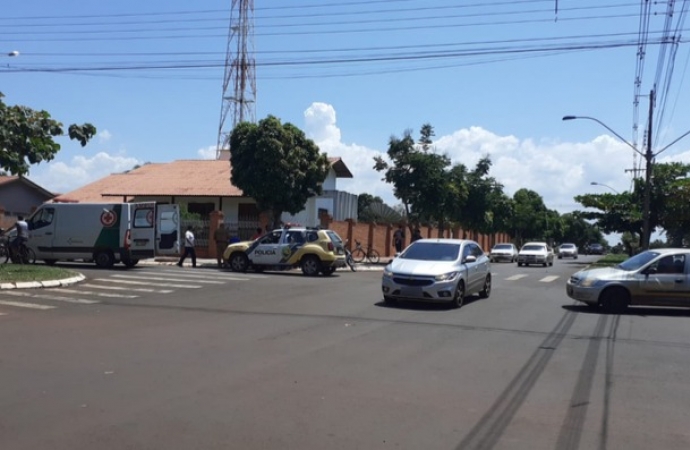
641,89,654,251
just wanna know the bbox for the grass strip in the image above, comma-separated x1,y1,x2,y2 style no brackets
0,264,79,283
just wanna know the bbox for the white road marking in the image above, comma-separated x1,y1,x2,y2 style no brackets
4,291,100,305
50,288,138,299
540,276,560,283
505,274,528,281
80,283,174,294
153,269,267,279
134,270,252,281
110,274,224,284
0,300,56,310
94,279,202,289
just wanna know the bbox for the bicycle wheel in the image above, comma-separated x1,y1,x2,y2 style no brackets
0,245,9,264
367,249,380,264
351,248,366,263
25,247,36,264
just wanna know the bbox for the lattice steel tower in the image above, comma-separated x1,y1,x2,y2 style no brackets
217,0,256,158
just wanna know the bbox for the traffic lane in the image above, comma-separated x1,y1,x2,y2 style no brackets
3,266,690,449
0,275,591,450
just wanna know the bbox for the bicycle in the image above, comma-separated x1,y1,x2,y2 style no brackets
350,240,380,264
3,239,36,265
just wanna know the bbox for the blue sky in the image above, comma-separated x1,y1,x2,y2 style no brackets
3,0,690,244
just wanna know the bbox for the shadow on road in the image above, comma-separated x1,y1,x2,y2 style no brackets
375,295,482,311
562,304,690,317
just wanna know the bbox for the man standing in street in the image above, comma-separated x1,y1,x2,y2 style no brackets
393,225,405,253
177,226,197,268
214,223,230,268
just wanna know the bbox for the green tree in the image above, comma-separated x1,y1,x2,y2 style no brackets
0,92,96,175
574,161,690,251
511,189,548,245
229,115,330,228
374,124,466,234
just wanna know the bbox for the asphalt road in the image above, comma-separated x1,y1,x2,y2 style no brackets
1,257,690,449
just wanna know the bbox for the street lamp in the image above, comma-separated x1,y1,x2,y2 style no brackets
565,107,690,250
563,107,662,250
590,181,620,194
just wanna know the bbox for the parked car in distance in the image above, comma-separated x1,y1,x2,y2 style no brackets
489,243,518,263
381,239,492,308
566,248,690,312
223,226,346,276
558,243,578,259
517,242,554,267
585,243,605,255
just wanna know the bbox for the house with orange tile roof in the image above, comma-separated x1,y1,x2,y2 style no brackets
52,151,357,233
0,175,56,229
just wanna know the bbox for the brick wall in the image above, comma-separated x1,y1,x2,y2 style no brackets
320,215,512,257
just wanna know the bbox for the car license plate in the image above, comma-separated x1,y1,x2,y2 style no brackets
400,286,423,297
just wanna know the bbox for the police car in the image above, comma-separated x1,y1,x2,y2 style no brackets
222,226,347,276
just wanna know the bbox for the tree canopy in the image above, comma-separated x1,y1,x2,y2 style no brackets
0,92,96,176
229,115,330,228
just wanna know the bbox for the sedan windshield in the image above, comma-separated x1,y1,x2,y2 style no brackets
617,251,661,271
522,245,545,252
493,244,513,250
400,242,461,261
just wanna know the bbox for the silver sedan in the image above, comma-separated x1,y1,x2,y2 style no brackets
566,248,690,312
381,239,492,308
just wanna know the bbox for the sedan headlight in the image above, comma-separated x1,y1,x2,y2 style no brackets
435,271,459,281
579,277,603,288
383,267,393,278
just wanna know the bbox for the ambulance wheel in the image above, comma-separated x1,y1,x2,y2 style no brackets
94,250,115,268
123,259,139,268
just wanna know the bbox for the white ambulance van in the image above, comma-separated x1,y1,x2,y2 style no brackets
26,202,180,268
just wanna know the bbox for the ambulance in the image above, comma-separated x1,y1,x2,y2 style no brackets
26,202,180,268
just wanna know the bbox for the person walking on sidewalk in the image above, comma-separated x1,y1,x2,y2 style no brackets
177,226,197,268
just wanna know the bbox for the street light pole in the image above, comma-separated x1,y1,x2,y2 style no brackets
641,90,654,250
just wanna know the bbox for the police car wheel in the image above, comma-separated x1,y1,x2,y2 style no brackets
301,255,321,276
229,253,249,272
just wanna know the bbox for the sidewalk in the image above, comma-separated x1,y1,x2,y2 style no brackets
0,257,386,291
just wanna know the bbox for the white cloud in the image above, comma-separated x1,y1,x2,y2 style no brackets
197,145,217,160
98,130,112,143
29,152,140,194
304,102,341,145
303,102,641,217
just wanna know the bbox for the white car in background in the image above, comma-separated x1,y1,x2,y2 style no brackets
517,242,554,267
558,243,579,259
489,243,518,263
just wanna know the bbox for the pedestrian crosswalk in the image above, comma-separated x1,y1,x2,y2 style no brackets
0,268,265,316
0,269,563,316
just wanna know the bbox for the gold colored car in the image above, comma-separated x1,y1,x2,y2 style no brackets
222,227,346,276
566,248,690,312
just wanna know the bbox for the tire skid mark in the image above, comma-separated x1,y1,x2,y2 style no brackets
599,314,620,450
556,314,609,450
456,311,578,450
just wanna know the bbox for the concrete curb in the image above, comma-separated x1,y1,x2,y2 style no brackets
0,274,85,290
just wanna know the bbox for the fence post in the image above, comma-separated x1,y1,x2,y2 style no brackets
209,211,224,259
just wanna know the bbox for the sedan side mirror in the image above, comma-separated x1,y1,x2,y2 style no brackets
464,255,477,264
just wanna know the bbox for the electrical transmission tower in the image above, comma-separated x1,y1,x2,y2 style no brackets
217,0,256,158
